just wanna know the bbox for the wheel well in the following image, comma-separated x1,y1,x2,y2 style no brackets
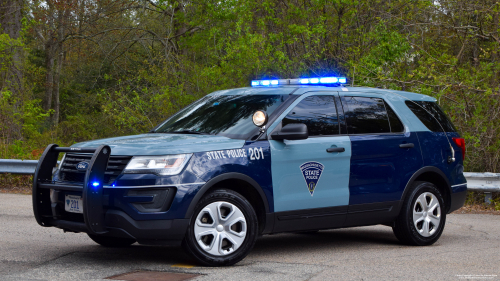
206,179,267,234
413,172,451,212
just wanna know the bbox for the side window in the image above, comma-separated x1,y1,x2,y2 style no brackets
282,95,339,136
385,101,405,133
343,96,391,134
405,101,457,132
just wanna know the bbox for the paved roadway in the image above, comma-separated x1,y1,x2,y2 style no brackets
1,193,499,281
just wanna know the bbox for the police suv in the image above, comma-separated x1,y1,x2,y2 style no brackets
33,77,467,266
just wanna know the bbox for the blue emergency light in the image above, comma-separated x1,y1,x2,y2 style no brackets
251,76,347,87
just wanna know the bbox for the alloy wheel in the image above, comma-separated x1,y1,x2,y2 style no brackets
194,202,247,256
413,192,441,237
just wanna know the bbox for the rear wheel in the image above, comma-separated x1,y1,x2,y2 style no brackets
87,234,136,247
393,181,446,246
183,189,258,266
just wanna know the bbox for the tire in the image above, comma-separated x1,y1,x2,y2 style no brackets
183,189,258,266
393,181,446,246
295,230,320,234
87,234,136,247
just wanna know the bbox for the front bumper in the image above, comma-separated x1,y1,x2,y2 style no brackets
51,210,189,246
33,144,200,245
46,185,192,245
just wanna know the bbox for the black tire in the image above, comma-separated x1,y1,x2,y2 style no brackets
183,189,258,266
87,234,136,247
393,181,446,246
295,230,320,234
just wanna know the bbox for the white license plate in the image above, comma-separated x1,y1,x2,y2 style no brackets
65,194,83,214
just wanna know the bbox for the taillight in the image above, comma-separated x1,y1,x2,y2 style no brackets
452,137,465,161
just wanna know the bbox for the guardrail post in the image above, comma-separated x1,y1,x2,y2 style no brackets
485,192,492,205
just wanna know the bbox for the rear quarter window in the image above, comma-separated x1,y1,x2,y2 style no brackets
385,101,405,133
405,101,457,132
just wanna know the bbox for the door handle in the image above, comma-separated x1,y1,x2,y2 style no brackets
326,147,345,153
399,143,414,148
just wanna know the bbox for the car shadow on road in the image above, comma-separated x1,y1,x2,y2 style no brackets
59,226,400,267
71,243,197,265
252,226,402,255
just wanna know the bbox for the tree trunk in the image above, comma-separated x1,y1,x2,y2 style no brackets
53,50,63,125
44,41,55,112
0,0,24,96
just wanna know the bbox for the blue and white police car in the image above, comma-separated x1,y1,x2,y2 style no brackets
33,77,467,266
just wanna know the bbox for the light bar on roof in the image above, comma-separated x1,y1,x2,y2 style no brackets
251,77,347,87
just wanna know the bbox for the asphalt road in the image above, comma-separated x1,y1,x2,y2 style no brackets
1,193,499,281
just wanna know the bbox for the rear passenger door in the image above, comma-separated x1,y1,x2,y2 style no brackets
339,94,423,225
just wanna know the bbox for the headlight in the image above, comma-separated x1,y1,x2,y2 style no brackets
124,154,192,175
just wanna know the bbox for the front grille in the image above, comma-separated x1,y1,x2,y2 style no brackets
58,153,132,185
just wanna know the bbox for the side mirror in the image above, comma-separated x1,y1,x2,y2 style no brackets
271,123,308,140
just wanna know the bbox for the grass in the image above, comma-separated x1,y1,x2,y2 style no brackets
452,191,500,215
0,174,33,195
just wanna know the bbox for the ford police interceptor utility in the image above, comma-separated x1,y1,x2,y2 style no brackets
32,77,467,266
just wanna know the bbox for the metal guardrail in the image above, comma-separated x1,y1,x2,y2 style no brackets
0,159,498,202
463,172,500,204
0,159,40,174
462,172,500,192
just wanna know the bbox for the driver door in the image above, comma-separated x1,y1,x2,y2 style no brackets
268,92,351,232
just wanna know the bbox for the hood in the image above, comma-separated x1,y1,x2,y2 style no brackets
71,133,245,156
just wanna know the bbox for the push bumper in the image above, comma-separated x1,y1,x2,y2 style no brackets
33,144,189,245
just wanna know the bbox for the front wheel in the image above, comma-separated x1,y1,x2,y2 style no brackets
183,189,258,266
393,181,446,246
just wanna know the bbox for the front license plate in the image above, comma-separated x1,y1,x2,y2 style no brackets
65,194,83,214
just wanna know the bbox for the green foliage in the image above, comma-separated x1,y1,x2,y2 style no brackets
0,89,51,159
0,0,499,174
465,191,500,211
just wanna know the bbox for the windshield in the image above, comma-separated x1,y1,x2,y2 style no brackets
155,94,288,139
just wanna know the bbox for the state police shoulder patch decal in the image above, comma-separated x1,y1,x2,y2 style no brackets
300,162,324,196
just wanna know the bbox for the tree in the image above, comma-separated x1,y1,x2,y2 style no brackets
0,0,24,96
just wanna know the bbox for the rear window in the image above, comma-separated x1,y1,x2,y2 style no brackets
405,101,456,132
343,96,391,134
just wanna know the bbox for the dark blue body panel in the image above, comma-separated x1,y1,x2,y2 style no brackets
417,131,467,192
189,141,273,211
348,130,466,206
348,132,423,205
102,140,273,221
102,166,204,221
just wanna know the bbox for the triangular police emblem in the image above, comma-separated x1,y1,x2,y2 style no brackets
300,162,324,196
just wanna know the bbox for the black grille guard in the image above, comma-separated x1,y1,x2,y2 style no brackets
33,144,111,234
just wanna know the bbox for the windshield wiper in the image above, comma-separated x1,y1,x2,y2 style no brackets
164,130,210,135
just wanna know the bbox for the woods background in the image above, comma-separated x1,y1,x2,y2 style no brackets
0,0,499,174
